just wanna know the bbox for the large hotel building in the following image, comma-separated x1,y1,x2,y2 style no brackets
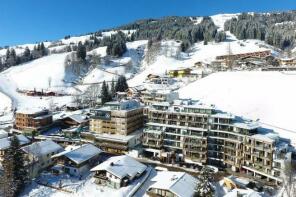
89,100,144,154
142,99,295,184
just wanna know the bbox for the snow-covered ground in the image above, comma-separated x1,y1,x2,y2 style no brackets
128,35,274,87
1,53,72,89
211,13,238,30
179,71,296,144
0,52,78,113
22,166,152,197
84,40,146,84
0,92,12,114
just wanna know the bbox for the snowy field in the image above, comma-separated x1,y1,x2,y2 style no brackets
179,71,296,144
0,92,11,114
0,53,75,113
1,53,72,89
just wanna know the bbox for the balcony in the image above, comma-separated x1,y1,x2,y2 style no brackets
94,173,109,181
143,141,163,148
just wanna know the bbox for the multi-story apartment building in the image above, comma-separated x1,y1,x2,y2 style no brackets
90,100,143,135
89,100,144,154
14,109,53,133
142,99,295,184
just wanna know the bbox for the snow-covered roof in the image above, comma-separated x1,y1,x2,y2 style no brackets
148,171,198,197
224,189,262,197
0,138,11,150
91,155,147,179
250,134,275,143
233,121,260,130
97,99,141,111
22,140,63,157
211,112,235,119
65,114,88,124
0,129,8,139
17,108,49,115
0,135,30,150
53,144,102,165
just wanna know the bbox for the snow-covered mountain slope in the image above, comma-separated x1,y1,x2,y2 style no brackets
128,35,275,87
1,53,72,89
0,40,146,112
0,52,79,112
0,92,11,114
84,40,147,84
178,71,296,144
210,13,238,30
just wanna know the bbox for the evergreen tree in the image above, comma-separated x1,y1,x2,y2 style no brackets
115,76,128,92
1,143,16,197
106,32,127,57
23,47,32,62
10,136,27,196
147,39,153,49
40,42,47,56
130,33,135,41
180,41,190,52
111,79,116,98
77,41,87,60
101,81,111,104
1,136,28,196
6,48,17,66
195,167,214,197
5,49,10,60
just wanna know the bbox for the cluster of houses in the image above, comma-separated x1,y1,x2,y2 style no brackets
1,127,198,196
17,88,69,97
210,49,296,71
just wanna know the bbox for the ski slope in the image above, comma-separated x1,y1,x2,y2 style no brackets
0,53,76,112
179,71,296,144
1,53,72,89
0,92,11,113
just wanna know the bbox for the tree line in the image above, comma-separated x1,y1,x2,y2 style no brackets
116,16,226,52
224,12,296,50
0,42,48,71
101,76,128,104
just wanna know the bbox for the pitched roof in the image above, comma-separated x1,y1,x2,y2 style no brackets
0,135,30,150
22,140,63,157
66,114,88,124
91,155,147,179
53,144,102,165
148,171,198,197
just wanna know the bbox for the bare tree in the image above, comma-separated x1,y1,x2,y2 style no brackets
283,161,296,197
226,42,234,69
48,77,52,89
